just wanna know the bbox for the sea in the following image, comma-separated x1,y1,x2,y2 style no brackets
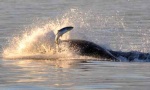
0,0,150,90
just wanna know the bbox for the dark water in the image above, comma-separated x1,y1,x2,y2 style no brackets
0,0,150,90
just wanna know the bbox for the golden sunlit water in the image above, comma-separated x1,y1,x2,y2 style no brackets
1,0,150,90
2,10,75,59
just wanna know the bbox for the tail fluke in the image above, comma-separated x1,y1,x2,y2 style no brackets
55,26,73,44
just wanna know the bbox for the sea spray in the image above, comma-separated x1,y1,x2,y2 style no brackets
2,9,126,59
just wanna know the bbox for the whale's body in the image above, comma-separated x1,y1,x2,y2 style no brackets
54,26,150,61
61,39,119,61
60,39,150,61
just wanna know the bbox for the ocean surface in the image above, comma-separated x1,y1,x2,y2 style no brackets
0,0,150,90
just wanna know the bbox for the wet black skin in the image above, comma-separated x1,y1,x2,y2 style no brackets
61,39,150,61
55,27,150,61
61,39,118,61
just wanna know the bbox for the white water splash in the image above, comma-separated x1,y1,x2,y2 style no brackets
2,9,126,60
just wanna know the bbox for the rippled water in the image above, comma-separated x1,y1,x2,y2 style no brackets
0,0,150,90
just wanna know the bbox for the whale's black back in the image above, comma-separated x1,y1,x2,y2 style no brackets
61,39,150,62
62,40,117,60
110,50,150,61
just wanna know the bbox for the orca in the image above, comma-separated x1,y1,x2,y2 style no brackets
55,26,119,61
55,26,150,62
61,39,119,61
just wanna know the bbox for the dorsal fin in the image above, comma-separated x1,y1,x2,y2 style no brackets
55,26,73,44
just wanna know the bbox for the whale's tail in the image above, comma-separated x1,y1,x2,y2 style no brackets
55,26,73,45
